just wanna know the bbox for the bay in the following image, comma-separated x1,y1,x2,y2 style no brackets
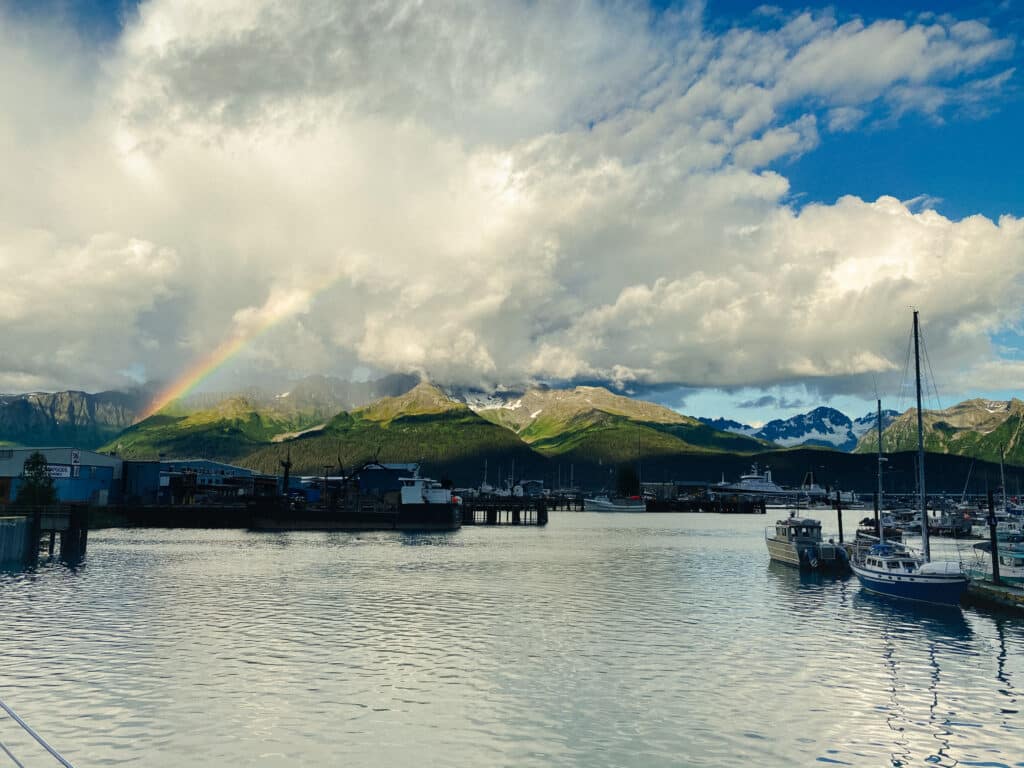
1,511,1022,766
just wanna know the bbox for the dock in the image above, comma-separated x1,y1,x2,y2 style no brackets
964,578,1024,613
0,505,88,567
460,498,548,526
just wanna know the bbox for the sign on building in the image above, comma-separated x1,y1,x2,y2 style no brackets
45,465,72,479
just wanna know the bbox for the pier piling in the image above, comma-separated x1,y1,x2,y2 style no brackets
987,490,1000,586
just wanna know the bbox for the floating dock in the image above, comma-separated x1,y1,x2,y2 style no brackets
963,579,1024,613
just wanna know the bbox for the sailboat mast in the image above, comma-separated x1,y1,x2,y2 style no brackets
1000,445,1007,512
913,310,930,561
877,398,885,545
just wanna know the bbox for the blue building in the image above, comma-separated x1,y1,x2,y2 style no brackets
158,459,277,503
0,447,122,505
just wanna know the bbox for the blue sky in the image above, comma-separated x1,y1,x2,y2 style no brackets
2,0,1023,424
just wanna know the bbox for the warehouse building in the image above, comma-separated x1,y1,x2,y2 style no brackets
0,447,122,506
158,459,278,503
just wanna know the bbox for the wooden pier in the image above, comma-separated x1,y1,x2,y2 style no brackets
461,498,549,526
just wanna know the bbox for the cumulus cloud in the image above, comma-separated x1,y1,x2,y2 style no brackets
0,0,1021,402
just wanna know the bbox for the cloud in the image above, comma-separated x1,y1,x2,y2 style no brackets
0,1,1021,402
737,394,810,410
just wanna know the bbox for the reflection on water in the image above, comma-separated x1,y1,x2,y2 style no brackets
0,514,1023,767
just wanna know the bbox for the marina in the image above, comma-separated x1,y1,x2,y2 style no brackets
2,511,1022,766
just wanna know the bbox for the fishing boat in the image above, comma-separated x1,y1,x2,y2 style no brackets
850,311,969,606
583,494,647,512
764,511,849,572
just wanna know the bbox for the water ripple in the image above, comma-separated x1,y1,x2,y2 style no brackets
1,514,1023,766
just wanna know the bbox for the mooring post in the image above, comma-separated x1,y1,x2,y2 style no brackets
836,491,844,544
988,490,1000,586
27,508,41,567
538,499,548,526
48,531,55,556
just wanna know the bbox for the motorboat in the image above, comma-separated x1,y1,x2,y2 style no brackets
764,511,849,572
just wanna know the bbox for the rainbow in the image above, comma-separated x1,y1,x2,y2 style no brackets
141,284,327,419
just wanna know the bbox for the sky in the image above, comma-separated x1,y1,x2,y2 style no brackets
1,0,1022,425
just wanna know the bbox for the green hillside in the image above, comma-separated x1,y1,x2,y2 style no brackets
855,398,1024,466
102,397,306,461
473,385,769,457
242,383,543,479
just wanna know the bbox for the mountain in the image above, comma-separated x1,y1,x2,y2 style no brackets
851,409,900,442
454,385,770,459
242,382,542,479
0,390,145,449
102,396,303,461
174,373,419,421
855,398,1024,465
697,417,757,436
699,407,900,452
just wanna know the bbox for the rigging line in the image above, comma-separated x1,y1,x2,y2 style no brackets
0,699,75,768
918,321,944,414
898,320,915,415
0,738,26,768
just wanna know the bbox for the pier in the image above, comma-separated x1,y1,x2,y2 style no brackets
461,498,549,526
0,505,88,567
964,579,1024,613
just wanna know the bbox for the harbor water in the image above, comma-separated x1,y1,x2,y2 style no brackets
1,511,1022,766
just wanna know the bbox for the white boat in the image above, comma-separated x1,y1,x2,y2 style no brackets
583,494,646,512
850,312,969,606
719,463,787,494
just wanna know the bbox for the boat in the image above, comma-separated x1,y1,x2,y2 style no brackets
722,464,788,494
583,494,647,512
850,311,969,606
764,511,849,572
969,543,1024,584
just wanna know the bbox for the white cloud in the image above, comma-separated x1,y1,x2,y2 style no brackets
0,1,1020,402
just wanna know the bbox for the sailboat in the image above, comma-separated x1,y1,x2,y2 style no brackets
850,311,970,606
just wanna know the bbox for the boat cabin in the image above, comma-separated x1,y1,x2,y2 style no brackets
774,517,823,543
399,475,453,505
864,554,920,573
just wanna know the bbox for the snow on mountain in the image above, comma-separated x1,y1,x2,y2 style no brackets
851,409,900,441
698,417,758,436
700,407,900,451
753,407,853,449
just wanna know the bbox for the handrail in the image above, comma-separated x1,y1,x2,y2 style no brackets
0,697,76,768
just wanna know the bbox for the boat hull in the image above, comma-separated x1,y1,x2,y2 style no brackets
766,537,849,572
851,564,969,606
583,498,647,512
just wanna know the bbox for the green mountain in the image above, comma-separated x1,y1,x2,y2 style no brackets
242,382,542,478
102,381,774,484
468,386,770,459
854,398,1024,465
102,397,303,461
